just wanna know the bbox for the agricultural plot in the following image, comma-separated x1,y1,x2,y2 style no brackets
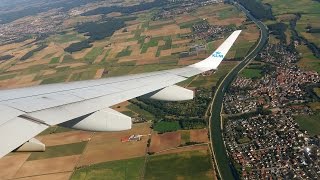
239,68,263,79
77,122,151,166
150,132,181,153
71,157,145,180
294,113,320,136
14,155,79,178
27,142,87,161
145,150,214,180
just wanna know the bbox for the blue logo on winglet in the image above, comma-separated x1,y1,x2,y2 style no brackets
212,51,224,58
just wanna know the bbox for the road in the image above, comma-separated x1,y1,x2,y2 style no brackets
208,2,269,180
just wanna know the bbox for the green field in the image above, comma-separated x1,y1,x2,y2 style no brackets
69,70,97,81
117,46,132,58
239,68,262,79
62,54,77,63
0,73,16,81
41,74,69,84
84,47,104,63
145,150,213,180
71,157,145,180
27,142,87,161
50,57,60,64
294,113,320,136
154,121,181,133
48,32,86,44
141,38,159,53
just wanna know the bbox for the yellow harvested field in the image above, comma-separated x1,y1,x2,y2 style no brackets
156,144,208,155
71,47,93,59
150,132,181,153
39,131,93,147
172,39,191,45
149,20,175,26
171,46,188,53
130,45,141,56
136,59,159,65
175,14,198,24
190,129,209,143
143,24,191,37
111,31,134,41
158,40,165,46
56,62,87,68
14,155,80,178
17,172,72,180
94,68,105,79
146,46,158,56
0,39,34,55
93,50,107,64
117,40,138,48
0,73,42,89
0,153,31,179
160,49,172,57
77,123,151,166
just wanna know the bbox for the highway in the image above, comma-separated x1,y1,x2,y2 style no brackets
208,2,269,180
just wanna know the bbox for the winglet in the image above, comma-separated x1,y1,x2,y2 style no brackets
190,30,241,71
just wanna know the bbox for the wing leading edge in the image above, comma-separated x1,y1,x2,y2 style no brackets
0,30,241,158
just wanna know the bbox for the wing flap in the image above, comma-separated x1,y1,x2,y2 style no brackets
0,117,48,158
0,105,25,126
28,73,186,125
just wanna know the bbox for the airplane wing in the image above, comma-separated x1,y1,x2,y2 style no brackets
0,30,241,158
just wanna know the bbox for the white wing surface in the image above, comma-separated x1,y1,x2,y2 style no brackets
0,30,241,158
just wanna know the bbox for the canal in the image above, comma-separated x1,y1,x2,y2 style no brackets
209,2,269,180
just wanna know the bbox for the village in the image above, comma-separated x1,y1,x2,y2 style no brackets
223,43,320,179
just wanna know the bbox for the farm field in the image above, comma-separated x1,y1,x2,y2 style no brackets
71,157,145,180
0,3,258,89
145,150,214,180
294,113,320,136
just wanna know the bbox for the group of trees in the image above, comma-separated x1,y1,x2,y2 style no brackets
20,44,48,61
0,55,14,61
64,40,93,54
64,19,126,53
237,0,274,20
129,88,212,132
268,23,288,44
